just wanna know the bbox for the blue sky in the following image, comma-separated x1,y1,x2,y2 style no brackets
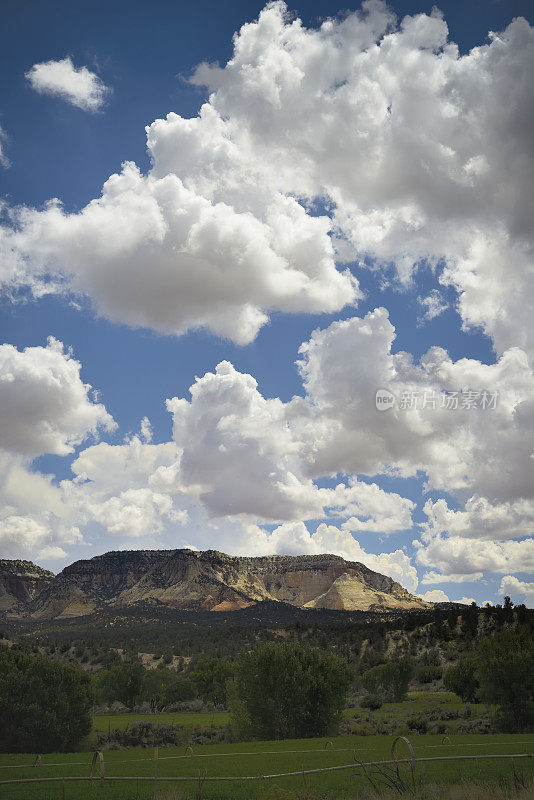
1,0,533,606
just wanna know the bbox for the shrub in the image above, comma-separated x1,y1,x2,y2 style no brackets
97,721,230,749
228,642,352,740
476,626,534,732
110,701,128,713
407,713,428,734
100,649,122,669
360,693,383,710
416,664,443,683
0,644,92,752
457,717,493,734
444,658,479,702
361,659,413,702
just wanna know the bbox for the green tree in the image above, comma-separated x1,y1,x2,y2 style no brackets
143,669,195,711
361,658,413,702
444,657,479,702
476,627,534,732
228,642,352,740
97,661,145,708
0,644,92,753
502,595,515,623
189,657,234,705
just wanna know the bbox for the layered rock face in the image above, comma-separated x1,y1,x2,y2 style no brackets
0,560,54,611
5,549,428,619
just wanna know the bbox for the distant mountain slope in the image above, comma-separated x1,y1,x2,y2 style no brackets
0,559,54,611
2,549,429,619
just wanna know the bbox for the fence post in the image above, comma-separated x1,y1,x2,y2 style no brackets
153,746,159,800
61,777,66,800
196,768,206,800
301,763,309,798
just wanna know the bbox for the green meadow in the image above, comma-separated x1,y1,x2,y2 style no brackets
91,711,230,738
89,690,483,739
1,733,532,800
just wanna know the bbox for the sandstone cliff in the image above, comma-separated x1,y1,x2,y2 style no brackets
0,559,54,611
9,549,428,619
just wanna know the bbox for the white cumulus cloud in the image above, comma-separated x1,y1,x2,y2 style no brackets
25,57,110,111
0,337,115,457
9,1,531,352
500,575,534,603
418,589,449,603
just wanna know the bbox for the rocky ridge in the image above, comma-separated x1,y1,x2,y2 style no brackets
0,550,428,619
1,549,429,619
0,559,54,611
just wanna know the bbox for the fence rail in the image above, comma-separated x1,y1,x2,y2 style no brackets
1,737,533,770
0,751,532,786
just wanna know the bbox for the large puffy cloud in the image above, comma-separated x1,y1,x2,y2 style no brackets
0,428,186,559
293,308,534,580
165,359,415,530
66,432,188,539
166,361,313,519
188,2,534,356
318,479,414,533
299,308,534,582
0,338,115,558
2,164,356,344
296,307,534,503
81,488,185,538
25,57,110,111
0,452,82,560
5,2,534,352
0,514,75,560
416,495,534,583
415,535,534,580
0,337,115,457
420,497,534,542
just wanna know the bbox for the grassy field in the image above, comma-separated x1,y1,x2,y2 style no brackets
346,690,485,717
342,690,486,727
1,733,533,800
92,711,230,737
90,690,480,736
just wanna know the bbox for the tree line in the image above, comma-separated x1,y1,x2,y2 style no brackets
1,601,533,753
